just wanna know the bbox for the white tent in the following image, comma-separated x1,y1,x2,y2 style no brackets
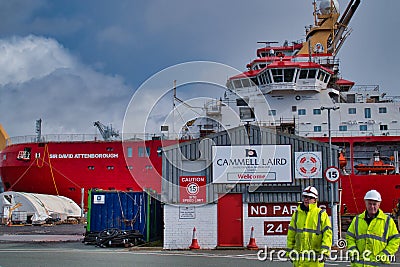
1,191,81,224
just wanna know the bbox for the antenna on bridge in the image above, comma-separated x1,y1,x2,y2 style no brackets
94,121,120,141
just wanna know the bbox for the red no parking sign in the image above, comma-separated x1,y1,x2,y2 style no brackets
179,176,206,203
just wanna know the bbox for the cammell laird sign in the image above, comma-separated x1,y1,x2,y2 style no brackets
212,145,292,183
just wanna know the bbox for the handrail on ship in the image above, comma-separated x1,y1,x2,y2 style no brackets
5,133,176,147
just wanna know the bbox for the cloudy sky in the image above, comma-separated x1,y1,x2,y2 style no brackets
0,0,398,138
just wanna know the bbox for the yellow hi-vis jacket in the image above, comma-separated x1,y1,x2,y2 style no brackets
287,203,332,267
346,209,400,266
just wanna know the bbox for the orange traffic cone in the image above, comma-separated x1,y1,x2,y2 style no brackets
189,227,200,249
247,226,258,250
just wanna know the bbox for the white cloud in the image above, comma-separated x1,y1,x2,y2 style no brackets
0,35,132,137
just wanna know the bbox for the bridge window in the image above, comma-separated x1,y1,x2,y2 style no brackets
380,125,388,131
298,69,317,79
258,70,272,85
271,68,295,83
314,126,322,132
339,125,347,131
233,79,242,88
324,73,330,83
271,69,283,82
268,110,277,116
318,71,326,81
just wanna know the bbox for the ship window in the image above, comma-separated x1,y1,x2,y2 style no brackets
314,126,322,132
127,147,133,158
308,69,317,78
298,109,306,115
236,98,249,106
360,125,367,131
107,166,114,170
284,68,295,82
2,154,6,160
88,166,95,170
347,94,356,103
146,147,150,157
259,64,266,69
271,69,283,83
348,108,356,114
145,165,153,170
233,79,242,88
324,74,330,83
299,70,308,79
379,107,387,113
242,79,251,87
268,110,277,116
380,125,388,131
292,106,297,112
126,165,133,170
318,71,325,81
69,187,76,191
313,109,321,115
339,125,347,131
250,77,259,86
138,147,145,157
258,73,266,85
364,108,371,118
106,147,114,151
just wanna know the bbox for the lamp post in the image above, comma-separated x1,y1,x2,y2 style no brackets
320,105,339,241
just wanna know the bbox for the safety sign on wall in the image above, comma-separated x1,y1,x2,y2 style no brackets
179,176,206,204
294,152,322,179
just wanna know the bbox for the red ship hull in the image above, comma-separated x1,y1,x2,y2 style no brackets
0,139,177,208
312,135,400,215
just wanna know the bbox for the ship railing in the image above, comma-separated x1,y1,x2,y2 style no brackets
352,85,380,92
261,83,321,93
298,128,400,138
5,133,176,146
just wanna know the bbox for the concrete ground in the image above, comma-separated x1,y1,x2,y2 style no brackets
0,223,86,242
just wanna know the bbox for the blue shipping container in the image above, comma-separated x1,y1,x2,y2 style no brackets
86,190,162,242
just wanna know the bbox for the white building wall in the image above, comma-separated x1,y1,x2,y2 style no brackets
164,204,217,249
243,203,289,248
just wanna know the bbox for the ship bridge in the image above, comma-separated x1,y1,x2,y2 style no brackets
227,61,333,94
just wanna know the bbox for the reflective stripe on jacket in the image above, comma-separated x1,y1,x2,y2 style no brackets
346,209,400,266
287,203,332,266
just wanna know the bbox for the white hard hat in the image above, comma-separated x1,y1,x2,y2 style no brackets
302,186,318,199
364,190,382,202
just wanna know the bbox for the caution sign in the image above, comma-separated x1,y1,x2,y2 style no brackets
179,176,206,204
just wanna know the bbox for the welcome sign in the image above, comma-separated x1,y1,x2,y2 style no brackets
212,145,292,183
